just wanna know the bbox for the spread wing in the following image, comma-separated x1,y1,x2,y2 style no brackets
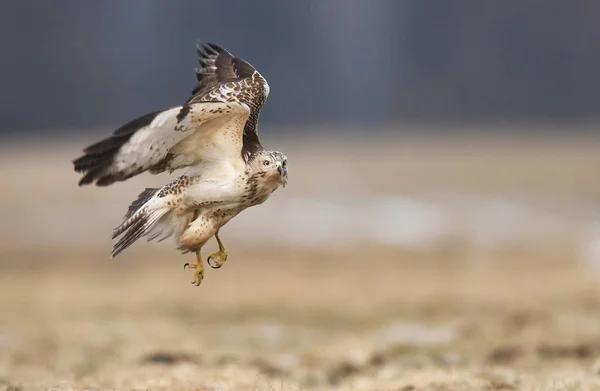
73,42,270,186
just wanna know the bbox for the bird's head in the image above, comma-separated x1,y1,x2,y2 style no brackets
250,150,288,188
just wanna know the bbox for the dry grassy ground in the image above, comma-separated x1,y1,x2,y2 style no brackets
2,133,600,390
3,247,600,391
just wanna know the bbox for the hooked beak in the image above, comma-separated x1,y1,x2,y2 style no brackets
277,163,288,187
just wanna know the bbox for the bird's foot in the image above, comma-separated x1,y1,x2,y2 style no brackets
184,262,204,285
184,251,204,286
207,249,228,269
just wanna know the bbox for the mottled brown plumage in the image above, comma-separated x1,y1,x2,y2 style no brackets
73,42,271,187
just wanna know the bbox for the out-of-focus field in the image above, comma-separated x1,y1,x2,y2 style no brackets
2,131,600,390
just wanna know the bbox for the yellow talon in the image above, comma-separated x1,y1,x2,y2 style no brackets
184,251,204,286
207,230,228,269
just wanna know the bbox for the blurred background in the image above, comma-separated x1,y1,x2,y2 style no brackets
2,1,600,390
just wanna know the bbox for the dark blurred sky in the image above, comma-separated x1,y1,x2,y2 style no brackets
2,0,600,135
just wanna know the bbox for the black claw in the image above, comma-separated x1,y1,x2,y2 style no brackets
184,263,189,269
207,256,222,269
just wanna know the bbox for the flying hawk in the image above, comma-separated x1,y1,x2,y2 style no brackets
73,42,288,286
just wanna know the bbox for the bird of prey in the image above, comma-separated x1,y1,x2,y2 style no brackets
73,42,288,286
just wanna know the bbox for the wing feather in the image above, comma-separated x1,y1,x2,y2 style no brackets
73,41,269,186
74,102,249,186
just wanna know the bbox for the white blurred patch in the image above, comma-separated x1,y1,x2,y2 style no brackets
7,189,597,265
581,221,600,266
373,320,458,347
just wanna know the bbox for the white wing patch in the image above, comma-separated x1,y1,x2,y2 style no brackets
107,102,250,179
114,107,183,173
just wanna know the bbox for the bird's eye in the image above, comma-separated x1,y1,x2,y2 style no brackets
263,160,270,167
282,160,287,168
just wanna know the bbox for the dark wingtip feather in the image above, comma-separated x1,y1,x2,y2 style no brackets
203,43,219,55
206,42,226,53
96,176,116,187
196,42,208,58
78,176,91,187
77,167,103,186
73,110,163,186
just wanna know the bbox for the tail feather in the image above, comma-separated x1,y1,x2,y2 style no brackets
146,231,163,242
111,208,167,258
111,188,160,239
112,208,145,240
145,212,185,243
110,187,171,258
157,233,173,242
146,224,173,242
125,188,160,219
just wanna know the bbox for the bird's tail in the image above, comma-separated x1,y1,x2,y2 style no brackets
111,188,170,258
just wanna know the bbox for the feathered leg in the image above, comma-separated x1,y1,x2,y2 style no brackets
181,209,206,286
184,251,205,286
207,230,228,269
